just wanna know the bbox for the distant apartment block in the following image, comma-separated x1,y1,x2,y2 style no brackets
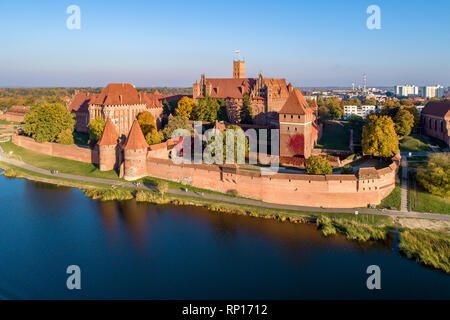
343,105,376,118
394,85,419,97
420,85,445,98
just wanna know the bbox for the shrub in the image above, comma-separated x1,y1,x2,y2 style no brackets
399,229,450,273
2,168,17,178
306,156,332,175
416,153,449,198
156,181,169,195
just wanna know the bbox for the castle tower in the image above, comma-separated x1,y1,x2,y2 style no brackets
98,118,119,171
279,89,315,159
233,60,245,79
123,120,149,181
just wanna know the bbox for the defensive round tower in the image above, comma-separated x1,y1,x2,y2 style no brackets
123,120,149,181
97,118,119,171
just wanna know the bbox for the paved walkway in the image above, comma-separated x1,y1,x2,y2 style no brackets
1,148,449,221
400,155,409,212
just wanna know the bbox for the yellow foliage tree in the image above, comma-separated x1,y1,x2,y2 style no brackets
137,111,156,136
175,97,195,119
362,115,399,157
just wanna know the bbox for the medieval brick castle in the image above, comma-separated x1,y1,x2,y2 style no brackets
15,59,394,208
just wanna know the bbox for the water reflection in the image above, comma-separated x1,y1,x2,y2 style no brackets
0,175,448,299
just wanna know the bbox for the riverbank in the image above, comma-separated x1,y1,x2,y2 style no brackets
1,161,449,274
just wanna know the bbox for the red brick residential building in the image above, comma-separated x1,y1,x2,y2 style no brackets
193,60,294,126
421,101,450,147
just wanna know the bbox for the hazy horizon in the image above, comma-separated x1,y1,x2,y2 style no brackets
1,0,449,88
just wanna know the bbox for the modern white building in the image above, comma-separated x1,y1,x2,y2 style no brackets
394,85,419,97
343,105,376,118
420,85,445,98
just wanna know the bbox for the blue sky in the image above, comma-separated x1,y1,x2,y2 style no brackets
0,0,449,87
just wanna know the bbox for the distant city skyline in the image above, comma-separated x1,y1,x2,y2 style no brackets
0,0,449,88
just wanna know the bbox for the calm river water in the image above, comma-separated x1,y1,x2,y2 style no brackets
0,174,448,299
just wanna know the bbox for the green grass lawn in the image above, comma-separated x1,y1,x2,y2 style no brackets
316,122,350,150
377,184,401,210
399,134,432,152
0,140,119,180
0,119,21,125
410,185,450,215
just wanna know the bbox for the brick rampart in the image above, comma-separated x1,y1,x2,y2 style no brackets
12,135,98,164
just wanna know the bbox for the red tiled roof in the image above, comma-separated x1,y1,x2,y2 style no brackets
97,118,118,146
123,120,149,150
264,78,289,99
421,101,450,118
145,93,164,109
90,83,147,106
204,78,257,99
68,93,96,112
7,105,30,114
279,89,312,115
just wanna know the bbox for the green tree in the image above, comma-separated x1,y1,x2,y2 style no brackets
345,114,366,138
175,96,195,119
240,93,253,124
23,103,75,143
162,115,193,140
306,156,333,175
137,111,157,136
192,96,220,122
217,99,229,122
362,115,399,157
204,125,249,164
417,153,450,198
87,117,106,142
394,108,415,136
325,97,343,120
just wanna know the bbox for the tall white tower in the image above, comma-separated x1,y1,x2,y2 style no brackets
363,73,367,91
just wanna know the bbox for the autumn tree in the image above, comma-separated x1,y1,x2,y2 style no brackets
416,153,449,198
145,130,164,145
394,108,415,136
175,96,195,119
56,128,74,145
87,117,106,142
240,93,253,124
23,103,75,143
319,97,344,120
362,115,399,157
306,156,333,175
137,111,157,136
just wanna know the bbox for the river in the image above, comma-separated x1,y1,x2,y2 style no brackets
0,174,448,299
